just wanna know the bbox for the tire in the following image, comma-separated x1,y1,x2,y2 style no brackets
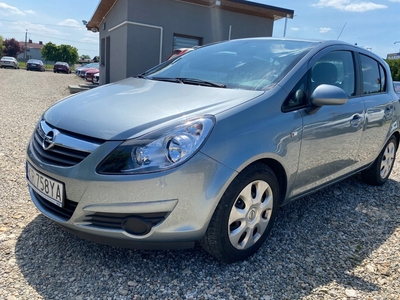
362,136,397,186
200,163,280,263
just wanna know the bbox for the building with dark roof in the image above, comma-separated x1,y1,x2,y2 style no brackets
86,0,294,85
17,40,46,62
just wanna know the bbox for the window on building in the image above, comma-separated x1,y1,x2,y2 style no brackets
173,34,202,50
101,38,105,66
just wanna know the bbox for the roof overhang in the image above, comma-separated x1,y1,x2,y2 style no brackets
86,0,294,31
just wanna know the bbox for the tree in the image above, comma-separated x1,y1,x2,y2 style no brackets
58,44,79,65
0,35,5,56
41,42,59,62
3,38,21,57
80,54,91,60
385,58,400,81
41,42,79,65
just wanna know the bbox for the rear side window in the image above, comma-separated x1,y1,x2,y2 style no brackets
360,54,386,94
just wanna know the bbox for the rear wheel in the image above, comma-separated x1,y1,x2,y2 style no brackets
362,136,397,186
200,163,279,263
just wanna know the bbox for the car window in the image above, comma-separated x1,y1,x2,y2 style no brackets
282,74,307,111
310,50,355,97
360,54,385,94
145,39,317,91
394,82,400,93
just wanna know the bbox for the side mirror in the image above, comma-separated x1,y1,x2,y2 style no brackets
306,84,349,114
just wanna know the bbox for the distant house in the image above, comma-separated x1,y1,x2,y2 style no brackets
86,0,294,85
387,52,400,60
17,40,46,62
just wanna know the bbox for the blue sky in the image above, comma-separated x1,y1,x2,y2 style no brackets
0,0,399,59
0,1,100,58
265,0,400,58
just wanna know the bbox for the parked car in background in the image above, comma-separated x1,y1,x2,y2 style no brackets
26,38,400,263
393,81,400,97
93,72,99,84
26,59,45,72
84,68,99,83
166,47,195,60
0,56,19,69
53,62,71,74
76,63,99,77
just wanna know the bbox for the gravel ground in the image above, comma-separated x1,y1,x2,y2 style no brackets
0,68,399,300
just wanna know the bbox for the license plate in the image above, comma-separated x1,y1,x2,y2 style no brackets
4,61,9,64
27,163,64,207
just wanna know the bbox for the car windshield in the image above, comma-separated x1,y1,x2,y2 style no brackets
2,57,14,60
144,39,317,91
83,63,98,68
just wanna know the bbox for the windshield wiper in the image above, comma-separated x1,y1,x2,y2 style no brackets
177,78,226,88
145,76,226,88
149,77,182,83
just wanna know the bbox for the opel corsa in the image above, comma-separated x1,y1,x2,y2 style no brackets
26,38,400,262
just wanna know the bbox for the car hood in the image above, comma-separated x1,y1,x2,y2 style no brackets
44,77,264,140
85,68,99,74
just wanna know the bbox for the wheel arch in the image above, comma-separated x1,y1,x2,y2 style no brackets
244,158,288,206
391,131,400,149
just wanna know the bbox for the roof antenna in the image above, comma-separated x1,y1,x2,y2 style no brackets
337,22,347,40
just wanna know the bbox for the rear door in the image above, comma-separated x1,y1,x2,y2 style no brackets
356,53,395,163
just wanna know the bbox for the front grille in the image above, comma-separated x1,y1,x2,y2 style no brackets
84,212,167,229
33,190,78,221
31,120,103,167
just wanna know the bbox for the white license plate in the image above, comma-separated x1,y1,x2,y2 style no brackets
27,163,64,207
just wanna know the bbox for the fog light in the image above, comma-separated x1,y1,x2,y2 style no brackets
121,217,152,235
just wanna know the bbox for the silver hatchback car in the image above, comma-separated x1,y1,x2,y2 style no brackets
26,38,400,262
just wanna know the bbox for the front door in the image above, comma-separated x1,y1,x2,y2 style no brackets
292,49,365,196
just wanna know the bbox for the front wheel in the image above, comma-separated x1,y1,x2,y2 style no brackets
200,163,280,263
362,136,397,186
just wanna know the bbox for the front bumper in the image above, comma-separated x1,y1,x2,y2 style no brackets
26,137,236,249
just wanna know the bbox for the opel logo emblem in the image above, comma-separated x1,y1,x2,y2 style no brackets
42,129,58,150
248,209,256,221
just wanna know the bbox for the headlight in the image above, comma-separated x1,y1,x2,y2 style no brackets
97,116,215,174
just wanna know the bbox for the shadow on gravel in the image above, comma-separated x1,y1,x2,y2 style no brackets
15,174,400,299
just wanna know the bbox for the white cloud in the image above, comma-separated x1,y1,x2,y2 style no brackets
24,10,35,14
10,21,62,37
312,0,387,12
319,27,332,33
0,2,25,15
291,27,300,31
57,19,81,28
81,37,98,44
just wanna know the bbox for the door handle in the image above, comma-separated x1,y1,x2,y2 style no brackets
385,106,393,118
350,115,362,127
